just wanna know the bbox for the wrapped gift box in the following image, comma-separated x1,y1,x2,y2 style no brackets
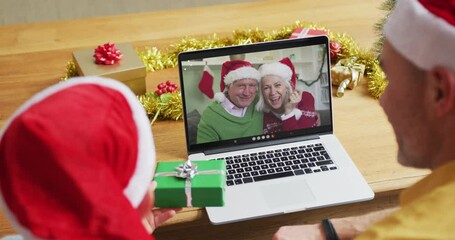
290,28,327,39
331,58,366,97
72,43,146,95
154,160,226,208
331,58,365,89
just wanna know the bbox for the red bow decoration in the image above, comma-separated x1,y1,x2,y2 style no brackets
329,40,342,62
93,42,123,65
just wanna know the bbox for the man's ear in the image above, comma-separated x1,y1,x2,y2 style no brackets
430,67,455,116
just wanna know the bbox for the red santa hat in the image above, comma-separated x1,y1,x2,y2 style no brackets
384,0,455,72
0,76,155,239
258,57,297,90
214,60,260,102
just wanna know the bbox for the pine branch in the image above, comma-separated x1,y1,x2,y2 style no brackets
372,0,396,53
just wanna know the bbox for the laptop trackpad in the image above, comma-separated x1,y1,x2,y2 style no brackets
260,179,316,209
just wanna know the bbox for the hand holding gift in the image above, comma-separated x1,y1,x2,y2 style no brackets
141,181,181,234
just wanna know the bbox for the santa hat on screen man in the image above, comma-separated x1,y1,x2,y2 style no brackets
214,60,261,102
0,77,156,239
384,0,455,72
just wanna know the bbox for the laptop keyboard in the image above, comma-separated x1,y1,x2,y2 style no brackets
217,143,338,186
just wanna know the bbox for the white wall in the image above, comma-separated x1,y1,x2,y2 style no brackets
0,0,260,25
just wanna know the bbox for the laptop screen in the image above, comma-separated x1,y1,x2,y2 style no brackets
178,36,333,154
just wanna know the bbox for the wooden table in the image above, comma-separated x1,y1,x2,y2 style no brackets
0,0,430,239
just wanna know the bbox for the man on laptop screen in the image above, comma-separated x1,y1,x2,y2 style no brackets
197,60,263,144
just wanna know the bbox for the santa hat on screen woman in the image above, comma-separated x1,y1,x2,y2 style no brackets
0,77,156,239
384,0,455,72
258,57,297,89
213,60,261,102
255,57,298,112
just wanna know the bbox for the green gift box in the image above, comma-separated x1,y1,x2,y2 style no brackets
72,43,146,95
154,160,226,208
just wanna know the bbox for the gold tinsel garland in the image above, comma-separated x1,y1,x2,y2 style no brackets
62,21,388,123
138,92,183,124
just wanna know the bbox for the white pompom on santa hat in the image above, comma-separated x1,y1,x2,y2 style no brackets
0,76,156,239
384,0,455,72
214,60,261,102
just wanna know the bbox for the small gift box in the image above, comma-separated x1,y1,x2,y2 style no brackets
72,43,146,95
290,28,327,39
331,58,366,97
154,160,226,208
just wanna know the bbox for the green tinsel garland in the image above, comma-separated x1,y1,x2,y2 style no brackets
373,0,396,53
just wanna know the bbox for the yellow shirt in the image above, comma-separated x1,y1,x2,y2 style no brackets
357,161,455,239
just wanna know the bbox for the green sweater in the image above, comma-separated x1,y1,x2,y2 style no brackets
197,100,263,144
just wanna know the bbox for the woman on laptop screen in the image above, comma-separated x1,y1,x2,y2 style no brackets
256,57,320,134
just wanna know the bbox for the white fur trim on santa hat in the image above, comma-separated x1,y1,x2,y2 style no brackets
0,76,154,208
384,0,455,72
258,61,293,81
214,92,226,102
223,66,261,86
0,76,154,239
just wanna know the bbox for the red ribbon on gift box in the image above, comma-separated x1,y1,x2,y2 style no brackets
93,42,123,65
290,28,327,39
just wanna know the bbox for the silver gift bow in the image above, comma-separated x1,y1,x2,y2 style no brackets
155,160,224,207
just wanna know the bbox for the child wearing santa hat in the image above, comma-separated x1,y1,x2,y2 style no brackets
256,57,319,134
0,77,178,239
197,60,263,144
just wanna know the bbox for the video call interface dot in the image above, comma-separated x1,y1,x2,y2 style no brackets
252,135,272,141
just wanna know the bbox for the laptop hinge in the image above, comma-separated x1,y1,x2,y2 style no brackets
203,135,321,156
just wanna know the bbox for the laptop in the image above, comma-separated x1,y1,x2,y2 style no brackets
177,36,374,224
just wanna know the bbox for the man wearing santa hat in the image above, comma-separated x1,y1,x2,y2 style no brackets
197,59,263,144
0,77,179,239
273,0,455,239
